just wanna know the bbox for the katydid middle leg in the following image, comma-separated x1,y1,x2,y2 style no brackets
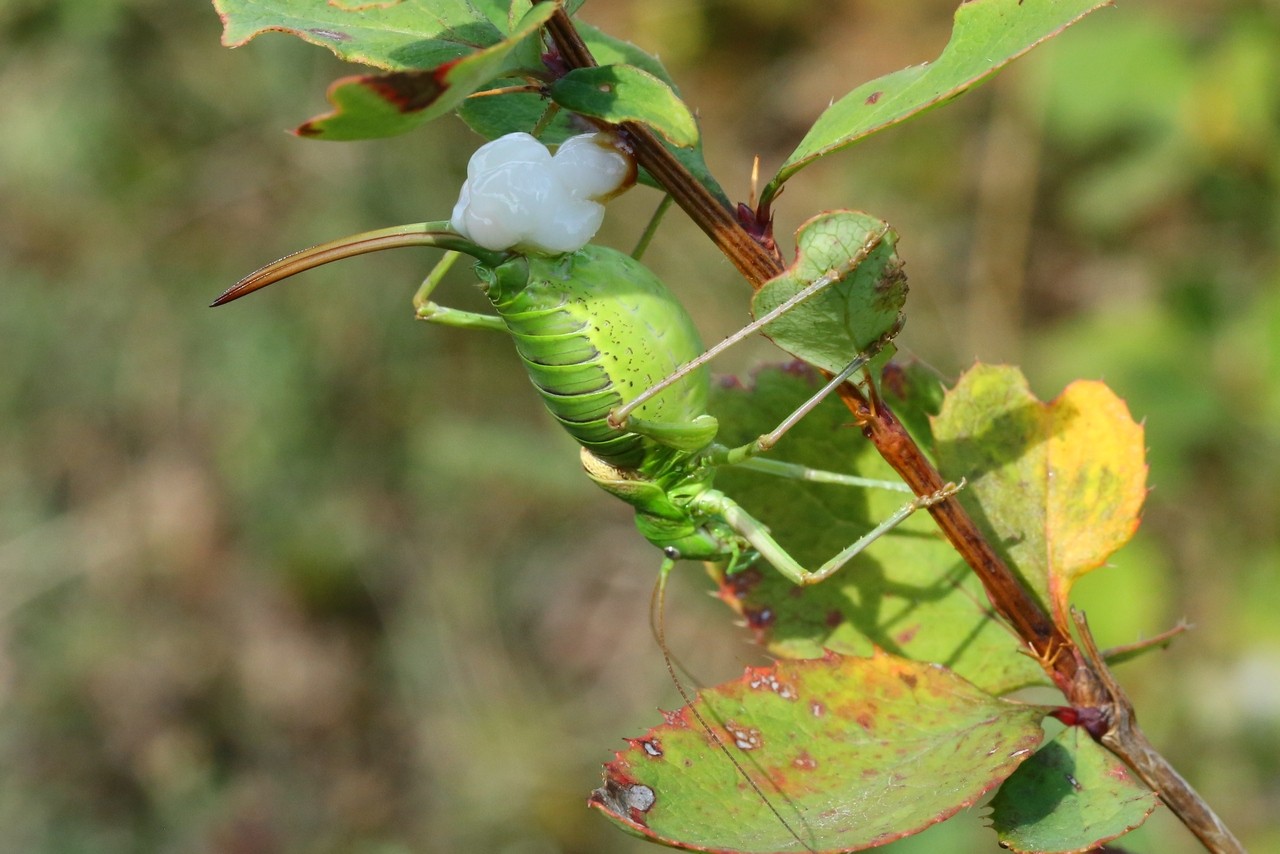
706,354,915,495
625,351,963,585
696,480,961,587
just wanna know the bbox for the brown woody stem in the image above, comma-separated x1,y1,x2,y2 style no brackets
1074,612,1245,853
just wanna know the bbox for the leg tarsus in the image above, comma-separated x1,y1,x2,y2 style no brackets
913,479,965,510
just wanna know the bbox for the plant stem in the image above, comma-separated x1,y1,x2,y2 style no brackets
1074,612,1246,853
835,384,1078,684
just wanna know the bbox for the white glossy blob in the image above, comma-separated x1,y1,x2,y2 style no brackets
465,131,549,179
550,134,633,201
451,132,634,254
528,195,606,254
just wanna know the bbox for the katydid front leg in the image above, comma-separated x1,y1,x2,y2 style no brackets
623,354,914,494
412,250,507,332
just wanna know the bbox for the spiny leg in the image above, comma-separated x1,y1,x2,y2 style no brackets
705,354,913,494
623,354,912,492
704,480,963,587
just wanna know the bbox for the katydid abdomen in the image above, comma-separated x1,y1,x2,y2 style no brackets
479,246,709,470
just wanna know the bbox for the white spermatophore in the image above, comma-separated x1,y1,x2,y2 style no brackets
451,132,635,254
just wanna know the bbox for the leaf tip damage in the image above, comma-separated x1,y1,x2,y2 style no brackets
294,70,452,139
366,69,451,113
589,773,657,828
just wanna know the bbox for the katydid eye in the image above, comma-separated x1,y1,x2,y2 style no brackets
451,131,635,254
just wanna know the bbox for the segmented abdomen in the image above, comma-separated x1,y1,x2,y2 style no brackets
483,246,708,469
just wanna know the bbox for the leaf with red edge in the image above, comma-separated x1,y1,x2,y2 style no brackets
932,365,1148,629
591,651,1046,853
989,726,1158,852
761,0,1112,206
293,3,557,140
710,365,1046,696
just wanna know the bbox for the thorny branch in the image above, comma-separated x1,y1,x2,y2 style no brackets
538,4,1244,852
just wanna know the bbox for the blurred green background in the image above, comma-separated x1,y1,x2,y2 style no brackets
2,0,1278,851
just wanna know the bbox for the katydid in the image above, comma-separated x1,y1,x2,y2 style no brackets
214,131,959,851
215,133,957,588
214,223,957,588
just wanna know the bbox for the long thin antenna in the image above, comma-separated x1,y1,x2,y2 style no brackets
650,561,818,853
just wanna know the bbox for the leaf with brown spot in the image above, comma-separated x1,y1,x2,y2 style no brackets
292,3,558,141
592,651,1046,853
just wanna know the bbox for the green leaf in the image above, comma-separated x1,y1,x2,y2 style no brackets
292,3,558,140
990,727,1158,852
549,64,698,147
592,651,1045,853
469,0,584,30
710,366,1047,695
456,21,729,204
754,211,907,376
932,365,1148,627
215,0,507,71
762,0,1113,205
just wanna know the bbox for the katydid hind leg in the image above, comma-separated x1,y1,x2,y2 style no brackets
610,224,890,428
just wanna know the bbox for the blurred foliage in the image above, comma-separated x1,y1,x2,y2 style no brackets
1,0,1277,852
